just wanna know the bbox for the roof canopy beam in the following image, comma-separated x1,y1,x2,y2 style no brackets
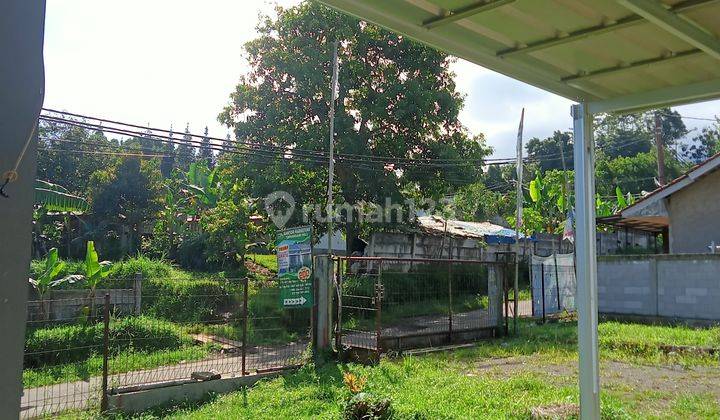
498,0,718,58
563,49,701,83
589,77,720,114
618,0,720,61
423,0,515,29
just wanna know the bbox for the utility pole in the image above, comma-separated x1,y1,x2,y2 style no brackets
559,134,570,253
327,41,339,254
655,112,666,185
514,108,525,335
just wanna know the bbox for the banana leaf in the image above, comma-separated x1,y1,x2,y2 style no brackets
35,180,89,213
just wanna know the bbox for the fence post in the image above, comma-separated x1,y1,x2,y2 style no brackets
447,261,453,343
314,255,333,352
375,260,383,355
133,272,142,316
488,264,504,334
541,264,546,323
335,260,342,352
242,277,248,376
101,293,110,413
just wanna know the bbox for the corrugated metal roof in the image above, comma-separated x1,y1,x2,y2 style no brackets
319,0,720,112
417,215,525,239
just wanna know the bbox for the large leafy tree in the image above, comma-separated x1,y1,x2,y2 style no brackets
87,158,162,257
37,121,118,195
682,118,720,163
454,182,513,223
219,2,490,253
594,108,686,160
595,151,685,196
526,131,573,173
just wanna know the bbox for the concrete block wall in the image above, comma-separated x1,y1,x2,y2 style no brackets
597,254,720,322
26,288,138,322
657,257,720,320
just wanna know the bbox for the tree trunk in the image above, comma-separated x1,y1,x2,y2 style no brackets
345,218,357,257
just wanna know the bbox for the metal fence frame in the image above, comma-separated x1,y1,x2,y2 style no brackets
21,275,311,418
334,256,507,357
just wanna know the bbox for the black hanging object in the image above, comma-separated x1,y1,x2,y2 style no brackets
0,177,10,198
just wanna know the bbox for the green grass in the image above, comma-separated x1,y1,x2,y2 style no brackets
55,320,720,419
24,345,215,388
246,254,278,272
459,320,720,367
508,287,532,301
599,321,720,348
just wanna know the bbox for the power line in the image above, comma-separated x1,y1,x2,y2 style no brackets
40,109,521,166
38,147,169,159
40,117,528,179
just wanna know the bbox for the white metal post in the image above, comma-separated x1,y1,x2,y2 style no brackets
572,103,600,419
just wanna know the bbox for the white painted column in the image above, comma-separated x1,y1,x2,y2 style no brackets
572,103,600,419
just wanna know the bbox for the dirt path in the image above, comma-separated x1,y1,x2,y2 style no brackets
21,341,307,418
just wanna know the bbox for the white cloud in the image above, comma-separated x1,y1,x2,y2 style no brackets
44,1,719,158
44,0,301,139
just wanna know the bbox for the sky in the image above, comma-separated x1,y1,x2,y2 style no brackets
44,0,719,159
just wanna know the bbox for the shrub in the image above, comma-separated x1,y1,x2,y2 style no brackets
142,277,240,323
344,263,490,306
29,256,174,289
176,232,215,271
246,283,311,344
343,392,393,420
109,256,173,280
24,316,189,368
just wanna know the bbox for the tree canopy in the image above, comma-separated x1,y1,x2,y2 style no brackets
218,2,490,252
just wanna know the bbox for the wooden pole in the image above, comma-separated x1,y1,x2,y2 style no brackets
327,41,339,254
655,112,666,185
514,108,525,334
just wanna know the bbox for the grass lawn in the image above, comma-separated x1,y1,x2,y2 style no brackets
61,320,720,419
246,254,278,272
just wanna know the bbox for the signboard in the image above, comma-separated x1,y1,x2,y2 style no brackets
276,225,313,308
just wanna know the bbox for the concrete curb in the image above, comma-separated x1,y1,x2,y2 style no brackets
107,370,292,414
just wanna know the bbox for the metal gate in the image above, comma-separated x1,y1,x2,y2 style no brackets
334,257,506,356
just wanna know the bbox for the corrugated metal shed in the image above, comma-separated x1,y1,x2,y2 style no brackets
417,215,527,243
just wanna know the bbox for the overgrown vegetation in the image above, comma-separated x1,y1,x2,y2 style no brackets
25,316,190,367
246,254,278,273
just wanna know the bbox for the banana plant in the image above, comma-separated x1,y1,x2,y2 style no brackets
65,241,112,319
33,180,89,257
34,180,89,213
185,162,225,212
614,185,635,212
28,248,77,320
